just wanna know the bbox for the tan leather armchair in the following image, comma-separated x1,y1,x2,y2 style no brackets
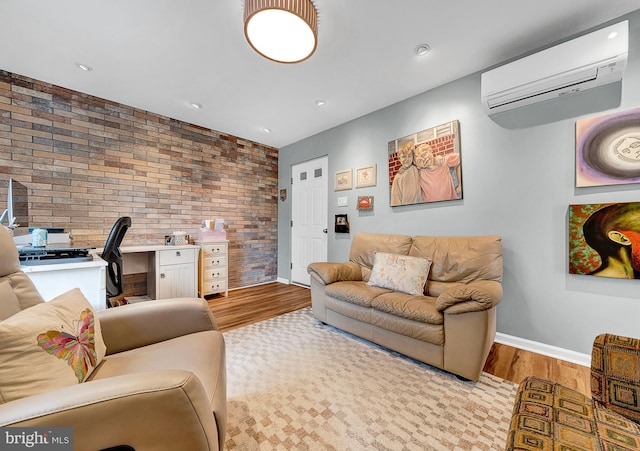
0,227,226,451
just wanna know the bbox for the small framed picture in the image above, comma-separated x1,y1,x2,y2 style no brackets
355,164,377,188
334,169,352,191
357,196,374,211
334,214,349,233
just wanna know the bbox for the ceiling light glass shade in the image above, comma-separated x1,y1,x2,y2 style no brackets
244,0,318,64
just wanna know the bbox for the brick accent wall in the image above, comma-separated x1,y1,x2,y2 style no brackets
0,71,278,290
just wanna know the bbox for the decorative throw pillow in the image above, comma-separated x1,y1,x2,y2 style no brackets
0,288,106,404
367,252,432,296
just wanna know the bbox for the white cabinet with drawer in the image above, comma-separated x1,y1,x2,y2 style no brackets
148,246,198,300
197,241,229,297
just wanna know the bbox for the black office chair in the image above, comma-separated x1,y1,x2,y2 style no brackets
101,216,131,308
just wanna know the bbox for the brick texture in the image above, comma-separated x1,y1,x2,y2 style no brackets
0,70,278,290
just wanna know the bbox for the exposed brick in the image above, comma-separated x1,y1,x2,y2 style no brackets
1,71,278,289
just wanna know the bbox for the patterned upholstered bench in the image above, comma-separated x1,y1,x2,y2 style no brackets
506,334,640,450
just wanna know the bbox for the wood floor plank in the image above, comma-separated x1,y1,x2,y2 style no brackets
207,283,311,331
212,282,591,396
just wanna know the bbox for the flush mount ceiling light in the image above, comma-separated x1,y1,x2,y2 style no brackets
244,0,318,64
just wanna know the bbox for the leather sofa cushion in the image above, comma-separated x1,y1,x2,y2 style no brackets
371,292,443,325
0,271,45,311
349,233,413,281
409,235,503,285
0,280,21,320
325,281,392,308
371,309,444,345
325,281,443,326
0,227,44,310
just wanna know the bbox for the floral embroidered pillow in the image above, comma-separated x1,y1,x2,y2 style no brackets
0,288,106,404
367,252,432,296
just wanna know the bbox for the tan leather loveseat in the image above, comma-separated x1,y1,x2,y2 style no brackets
307,232,503,381
0,226,226,451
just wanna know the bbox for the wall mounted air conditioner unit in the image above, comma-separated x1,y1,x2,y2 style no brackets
481,20,628,115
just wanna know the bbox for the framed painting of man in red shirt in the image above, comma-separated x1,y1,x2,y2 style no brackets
388,120,462,206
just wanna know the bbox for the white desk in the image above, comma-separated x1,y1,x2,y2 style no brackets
22,244,199,311
119,245,199,300
21,254,108,311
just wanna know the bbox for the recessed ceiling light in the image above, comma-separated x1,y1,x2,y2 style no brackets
262,127,271,133
415,44,430,56
315,100,326,107
190,103,202,109
75,63,93,71
608,31,618,39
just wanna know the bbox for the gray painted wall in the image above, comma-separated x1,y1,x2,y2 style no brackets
278,10,640,355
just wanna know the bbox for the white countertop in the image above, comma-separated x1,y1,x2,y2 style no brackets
22,244,199,274
116,244,199,253
20,252,107,273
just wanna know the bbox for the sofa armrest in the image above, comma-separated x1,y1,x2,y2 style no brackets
435,280,502,314
98,298,218,354
0,370,220,450
307,261,362,285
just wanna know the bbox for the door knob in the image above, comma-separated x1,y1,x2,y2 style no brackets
323,228,328,233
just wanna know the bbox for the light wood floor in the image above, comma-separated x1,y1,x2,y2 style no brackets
208,282,591,396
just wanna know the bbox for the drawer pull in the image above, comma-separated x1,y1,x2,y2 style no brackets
176,251,181,257
160,273,165,279
211,260,220,266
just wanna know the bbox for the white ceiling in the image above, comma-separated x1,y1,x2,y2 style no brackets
1,1,638,148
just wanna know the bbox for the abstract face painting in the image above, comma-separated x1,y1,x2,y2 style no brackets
569,202,640,279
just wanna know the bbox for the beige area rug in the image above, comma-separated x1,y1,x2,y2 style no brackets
223,307,518,450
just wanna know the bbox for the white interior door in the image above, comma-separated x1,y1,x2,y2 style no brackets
291,156,328,286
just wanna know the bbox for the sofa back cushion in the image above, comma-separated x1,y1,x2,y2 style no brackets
410,235,502,283
349,233,413,281
0,280,21,320
0,227,45,312
0,227,20,279
410,235,502,296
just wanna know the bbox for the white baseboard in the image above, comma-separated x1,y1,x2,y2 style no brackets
276,277,290,285
228,279,286,292
495,333,591,367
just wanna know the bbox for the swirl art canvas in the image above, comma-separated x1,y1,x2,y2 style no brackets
576,107,640,187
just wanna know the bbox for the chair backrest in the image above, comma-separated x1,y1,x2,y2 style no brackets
101,217,131,302
591,333,640,424
0,227,44,320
